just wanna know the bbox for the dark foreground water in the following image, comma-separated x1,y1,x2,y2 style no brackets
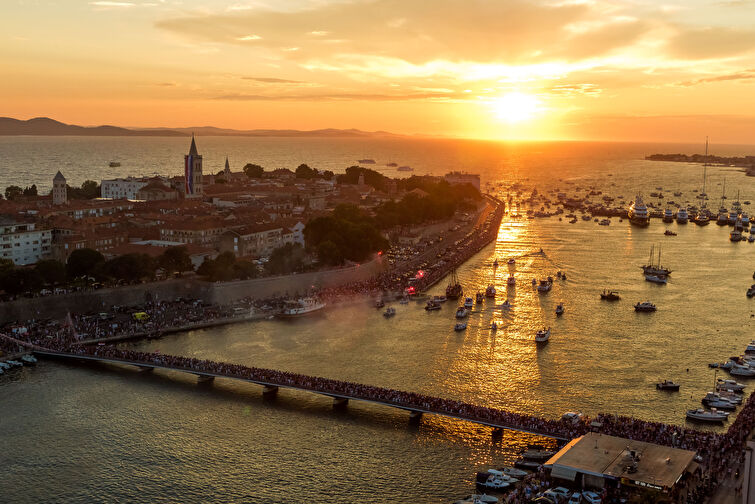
1,140,754,503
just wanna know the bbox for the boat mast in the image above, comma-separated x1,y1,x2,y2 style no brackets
702,136,708,203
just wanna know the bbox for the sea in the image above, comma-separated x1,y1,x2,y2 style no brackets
1,137,754,503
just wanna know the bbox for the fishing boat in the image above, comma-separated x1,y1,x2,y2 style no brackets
641,244,672,276
446,269,463,300
535,327,551,343
628,194,650,226
278,298,326,318
600,289,620,301
656,380,680,391
634,301,657,312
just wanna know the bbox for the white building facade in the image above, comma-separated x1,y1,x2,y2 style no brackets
0,219,52,265
101,177,150,200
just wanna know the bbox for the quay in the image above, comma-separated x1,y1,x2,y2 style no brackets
28,345,569,441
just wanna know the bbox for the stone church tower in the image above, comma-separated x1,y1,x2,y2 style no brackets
53,171,67,205
184,134,203,198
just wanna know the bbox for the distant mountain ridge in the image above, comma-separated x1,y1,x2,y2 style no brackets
0,117,401,138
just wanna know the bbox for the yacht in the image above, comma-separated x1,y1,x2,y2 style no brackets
641,244,672,276
455,307,469,318
730,364,755,377
537,279,552,293
676,207,689,224
686,408,729,423
600,289,620,301
663,209,674,223
555,303,564,316
507,276,516,286
454,321,468,331
645,273,667,284
476,470,515,492
656,380,680,391
745,340,755,354
628,194,650,226
485,285,496,298
535,327,551,343
701,392,737,410
278,298,326,318
634,301,657,312
464,297,474,309
693,209,710,225
717,379,745,392
498,467,528,479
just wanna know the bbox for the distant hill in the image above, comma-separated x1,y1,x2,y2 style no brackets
0,117,185,136
0,117,401,138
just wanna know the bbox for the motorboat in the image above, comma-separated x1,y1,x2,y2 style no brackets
278,298,326,318
433,295,448,303
535,327,551,343
644,273,667,284
663,209,674,223
476,292,484,304
6,360,23,368
500,300,511,309
498,467,528,479
456,307,469,318
628,194,650,226
701,392,737,410
537,279,552,293
20,354,37,365
522,448,556,461
656,380,680,391
464,297,474,309
476,470,514,492
383,307,396,318
634,301,657,312
109,161,121,167
664,230,677,236
425,300,442,311
375,299,385,309
745,340,755,354
562,411,583,424
531,278,537,286
730,229,743,242
513,459,542,471
454,321,468,331
600,289,620,301
686,408,729,423
599,218,610,226
485,285,496,298
676,207,689,224
507,276,516,286
453,494,499,504
717,390,743,404
555,303,564,316
717,379,745,392
747,285,755,298
399,297,409,305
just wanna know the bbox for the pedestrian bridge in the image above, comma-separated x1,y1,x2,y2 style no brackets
34,349,570,442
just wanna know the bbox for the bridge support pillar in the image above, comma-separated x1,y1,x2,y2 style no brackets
262,385,279,397
409,411,423,421
138,366,153,372
492,427,503,437
197,375,215,383
333,397,348,408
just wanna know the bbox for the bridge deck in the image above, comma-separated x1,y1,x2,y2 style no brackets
36,350,568,441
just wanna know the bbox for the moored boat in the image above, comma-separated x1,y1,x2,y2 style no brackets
278,298,326,318
485,284,496,298
628,194,650,226
634,301,657,312
686,408,729,423
535,327,551,343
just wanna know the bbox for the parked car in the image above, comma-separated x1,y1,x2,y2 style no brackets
581,491,601,504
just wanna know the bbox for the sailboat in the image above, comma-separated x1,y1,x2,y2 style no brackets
694,137,711,225
716,179,729,225
641,244,672,276
446,269,463,299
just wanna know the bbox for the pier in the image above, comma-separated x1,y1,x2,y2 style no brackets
27,345,569,441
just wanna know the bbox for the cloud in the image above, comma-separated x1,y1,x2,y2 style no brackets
242,77,305,83
544,83,602,96
666,26,755,59
214,91,465,102
236,34,262,41
89,1,135,6
675,69,755,86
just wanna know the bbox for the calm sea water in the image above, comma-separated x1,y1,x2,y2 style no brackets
1,137,754,503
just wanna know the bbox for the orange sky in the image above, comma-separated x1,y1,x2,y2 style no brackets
3,0,755,142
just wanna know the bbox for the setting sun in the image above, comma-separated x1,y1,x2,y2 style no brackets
492,93,541,123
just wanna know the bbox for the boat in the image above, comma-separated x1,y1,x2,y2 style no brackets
701,392,737,410
745,340,755,354
475,471,512,492
6,360,23,368
663,209,674,223
507,258,516,265
555,303,564,316
729,364,755,377
535,327,551,343
600,289,620,301
686,408,729,423
656,380,680,391
108,161,121,167
357,159,375,164
397,165,413,172
434,295,448,303
694,210,710,226
498,467,528,479
485,285,496,298
375,299,385,308
399,297,409,305
453,494,499,504
676,207,689,224
476,292,484,304
277,298,326,317
490,321,498,331
522,448,556,461
641,244,672,276
717,379,745,392
383,307,396,318
513,460,542,471
455,307,469,318
742,213,750,227
507,276,516,286
446,269,463,299
464,297,474,309
747,285,755,298
454,321,468,331
536,279,552,293
20,354,37,365
425,300,441,311
645,273,667,284
664,230,677,236
500,300,511,309
628,194,650,226
492,259,499,268
730,229,743,242
634,301,657,312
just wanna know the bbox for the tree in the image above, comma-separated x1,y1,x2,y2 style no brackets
34,259,67,285
316,240,342,266
0,258,14,276
295,164,317,179
243,163,264,178
233,260,259,280
66,248,105,279
104,254,156,281
0,268,43,295
266,243,306,275
80,180,100,199
196,252,236,281
158,246,193,275
23,184,38,197
4,185,22,200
